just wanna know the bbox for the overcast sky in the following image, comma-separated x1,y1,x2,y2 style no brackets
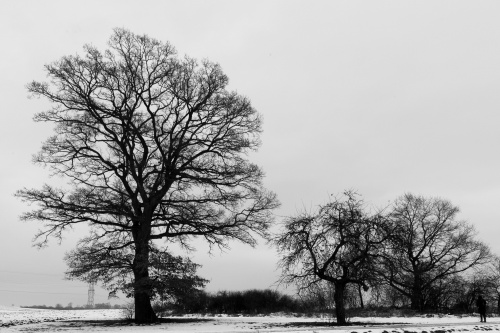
1,0,500,307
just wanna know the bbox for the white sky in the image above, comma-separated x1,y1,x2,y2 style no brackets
1,0,500,307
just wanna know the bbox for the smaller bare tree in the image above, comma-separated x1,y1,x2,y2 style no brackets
273,191,390,325
484,256,500,314
378,194,491,311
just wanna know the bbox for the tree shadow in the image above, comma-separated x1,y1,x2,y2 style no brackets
59,317,214,327
274,321,408,328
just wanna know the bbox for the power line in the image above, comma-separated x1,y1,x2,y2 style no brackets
0,279,85,288
0,269,64,277
0,289,109,299
0,289,84,295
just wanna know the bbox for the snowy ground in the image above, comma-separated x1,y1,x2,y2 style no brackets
1,305,499,333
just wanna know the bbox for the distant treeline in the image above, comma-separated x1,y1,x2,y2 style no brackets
155,289,324,315
22,303,124,310
156,282,500,316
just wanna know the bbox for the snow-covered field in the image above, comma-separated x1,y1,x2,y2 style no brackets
0,305,123,326
1,305,499,333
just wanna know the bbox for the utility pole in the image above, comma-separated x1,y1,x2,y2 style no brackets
87,281,95,308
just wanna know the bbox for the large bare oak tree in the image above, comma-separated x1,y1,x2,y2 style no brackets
17,29,278,323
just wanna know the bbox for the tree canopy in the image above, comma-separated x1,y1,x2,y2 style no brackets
65,240,207,307
17,28,278,323
273,191,389,324
378,193,491,311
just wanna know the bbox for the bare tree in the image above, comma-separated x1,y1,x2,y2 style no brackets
378,193,490,311
16,29,279,323
273,191,389,324
483,256,500,314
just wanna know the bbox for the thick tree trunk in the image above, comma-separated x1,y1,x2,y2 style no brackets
134,290,157,323
133,238,157,323
410,287,424,311
410,275,424,311
334,282,347,325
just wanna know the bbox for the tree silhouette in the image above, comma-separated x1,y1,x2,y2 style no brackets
273,191,389,324
378,194,490,311
17,28,278,323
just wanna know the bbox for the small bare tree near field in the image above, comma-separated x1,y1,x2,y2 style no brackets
273,191,391,325
377,194,491,312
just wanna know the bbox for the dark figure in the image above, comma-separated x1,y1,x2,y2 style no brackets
476,295,487,322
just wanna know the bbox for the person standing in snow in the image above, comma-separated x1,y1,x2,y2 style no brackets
477,295,487,322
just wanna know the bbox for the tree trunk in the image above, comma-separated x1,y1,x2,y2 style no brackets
134,290,157,323
358,284,364,309
410,289,423,311
410,276,424,311
334,282,347,325
133,238,157,323
497,295,500,315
